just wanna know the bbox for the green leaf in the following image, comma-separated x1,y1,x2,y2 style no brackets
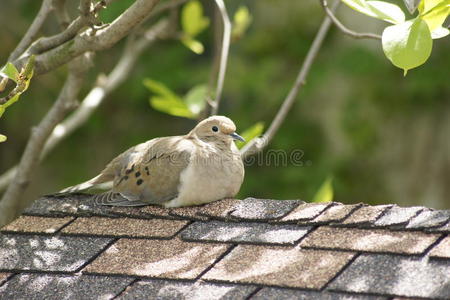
0,62,19,83
232,6,253,40
184,84,208,115
181,36,205,54
143,78,179,100
236,122,264,149
181,0,210,37
382,18,432,75
150,96,196,119
431,26,450,38
0,134,6,143
312,177,334,203
421,1,450,32
419,0,449,14
341,0,405,23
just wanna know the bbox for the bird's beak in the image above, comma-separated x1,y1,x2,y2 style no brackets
230,132,245,142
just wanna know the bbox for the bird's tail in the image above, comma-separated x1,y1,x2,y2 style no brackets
58,175,112,194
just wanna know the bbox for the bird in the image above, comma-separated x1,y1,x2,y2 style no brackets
58,115,245,208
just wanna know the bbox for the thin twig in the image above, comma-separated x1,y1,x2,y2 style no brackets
210,0,231,116
8,0,54,61
241,1,340,158
27,0,113,55
0,55,91,226
0,20,170,193
320,0,381,40
13,0,160,75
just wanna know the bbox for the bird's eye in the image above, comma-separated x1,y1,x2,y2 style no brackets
212,126,219,132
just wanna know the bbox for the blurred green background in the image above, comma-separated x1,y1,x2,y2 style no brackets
1,0,449,209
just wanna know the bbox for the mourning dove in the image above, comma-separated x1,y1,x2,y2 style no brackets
59,116,245,208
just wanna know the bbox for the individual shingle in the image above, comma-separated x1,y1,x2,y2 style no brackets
0,234,112,272
340,205,392,226
24,195,118,217
85,238,229,279
300,226,439,254
310,204,362,224
111,205,172,219
203,246,355,289
428,221,450,233
1,216,74,234
181,221,311,245
280,202,331,222
329,254,450,299
0,273,134,300
118,279,257,300
197,199,242,219
62,217,188,238
253,288,387,300
429,236,450,259
373,206,424,227
406,209,450,229
230,198,302,221
168,207,210,221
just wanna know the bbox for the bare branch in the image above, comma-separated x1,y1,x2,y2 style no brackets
0,19,170,193
210,0,231,116
8,0,54,61
27,0,113,55
241,1,339,158
13,0,161,75
320,0,381,40
0,55,91,226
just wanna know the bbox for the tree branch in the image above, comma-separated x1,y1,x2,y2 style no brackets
320,0,381,40
210,0,231,116
241,1,339,158
0,19,170,193
13,0,160,75
0,55,91,226
8,0,54,61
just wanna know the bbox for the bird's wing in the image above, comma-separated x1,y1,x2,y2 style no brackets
104,136,193,205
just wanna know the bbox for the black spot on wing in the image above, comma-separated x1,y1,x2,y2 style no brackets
136,179,143,186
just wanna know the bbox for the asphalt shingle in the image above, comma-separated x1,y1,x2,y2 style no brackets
118,279,257,300
203,245,355,289
281,202,331,222
329,254,450,299
0,234,112,272
24,195,117,217
253,288,388,300
0,273,11,285
62,217,188,238
230,198,302,221
0,273,134,300
1,216,74,234
85,238,230,279
181,221,311,245
310,203,362,224
373,206,424,228
341,205,392,226
429,236,450,259
300,226,440,254
406,210,450,229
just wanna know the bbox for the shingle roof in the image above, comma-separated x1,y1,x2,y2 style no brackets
1,196,449,299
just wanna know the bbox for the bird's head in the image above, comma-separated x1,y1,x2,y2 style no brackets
190,115,245,145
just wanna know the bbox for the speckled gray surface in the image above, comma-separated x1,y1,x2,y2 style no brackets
281,202,332,222
406,210,450,229
373,206,424,227
0,234,112,272
310,204,362,224
118,279,257,300
253,288,388,300
24,195,118,217
230,198,302,220
341,205,392,226
329,254,450,298
0,274,134,300
181,221,311,245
